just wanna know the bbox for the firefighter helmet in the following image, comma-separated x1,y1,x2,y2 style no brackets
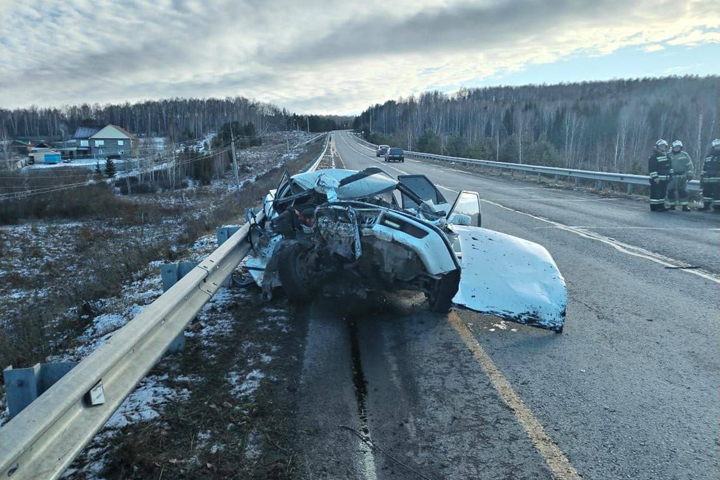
712,139,720,148
655,139,668,151
672,140,683,148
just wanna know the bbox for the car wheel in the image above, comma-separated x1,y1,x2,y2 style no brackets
277,243,316,303
427,270,460,313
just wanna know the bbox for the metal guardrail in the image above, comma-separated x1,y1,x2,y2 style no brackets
0,136,329,480
351,133,701,193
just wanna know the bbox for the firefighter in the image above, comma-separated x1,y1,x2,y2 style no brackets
699,139,720,211
666,140,694,211
648,139,673,212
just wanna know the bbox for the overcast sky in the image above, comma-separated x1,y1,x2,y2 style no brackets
1,0,718,114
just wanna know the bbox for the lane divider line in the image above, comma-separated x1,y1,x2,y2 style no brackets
448,313,583,480
481,199,720,285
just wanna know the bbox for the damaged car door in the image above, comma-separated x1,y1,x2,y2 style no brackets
397,174,448,210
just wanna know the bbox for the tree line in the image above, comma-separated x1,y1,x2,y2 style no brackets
0,97,351,143
354,76,720,174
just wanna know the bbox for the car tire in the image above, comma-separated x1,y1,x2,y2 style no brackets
428,270,460,313
277,243,316,303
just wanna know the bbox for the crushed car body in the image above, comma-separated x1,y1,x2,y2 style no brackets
243,167,567,332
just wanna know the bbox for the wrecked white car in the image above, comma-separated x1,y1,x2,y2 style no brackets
243,167,567,332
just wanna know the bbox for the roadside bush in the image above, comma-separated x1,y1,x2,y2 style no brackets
524,140,563,167
367,132,393,146
465,139,495,160
0,170,124,224
444,134,468,157
416,130,442,154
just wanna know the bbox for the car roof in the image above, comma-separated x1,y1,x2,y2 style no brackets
290,168,398,199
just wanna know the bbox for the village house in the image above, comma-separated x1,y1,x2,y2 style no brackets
66,124,138,159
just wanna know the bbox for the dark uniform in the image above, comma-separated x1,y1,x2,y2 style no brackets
648,150,673,211
700,150,720,211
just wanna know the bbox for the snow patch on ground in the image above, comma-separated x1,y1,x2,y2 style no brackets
228,369,266,398
105,375,190,429
60,374,189,479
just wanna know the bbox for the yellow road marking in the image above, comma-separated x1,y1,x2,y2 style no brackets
448,312,582,480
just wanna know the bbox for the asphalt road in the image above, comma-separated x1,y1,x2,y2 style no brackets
294,131,720,480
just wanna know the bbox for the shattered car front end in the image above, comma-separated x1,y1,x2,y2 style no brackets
243,167,567,333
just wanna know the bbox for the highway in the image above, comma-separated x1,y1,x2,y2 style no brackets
293,131,720,479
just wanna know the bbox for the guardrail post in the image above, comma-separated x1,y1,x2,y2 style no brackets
627,184,634,195
554,174,559,185
523,171,527,181
499,167,503,176
160,262,200,352
217,226,241,246
574,178,579,187
217,226,243,288
596,180,604,191
3,362,77,419
537,173,541,183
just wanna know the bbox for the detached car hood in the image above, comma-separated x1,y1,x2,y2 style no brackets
451,225,567,332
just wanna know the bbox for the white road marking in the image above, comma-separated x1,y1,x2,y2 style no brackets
437,185,460,194
533,226,718,231
481,198,720,285
359,438,379,480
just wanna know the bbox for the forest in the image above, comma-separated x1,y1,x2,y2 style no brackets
354,76,720,174
0,97,351,142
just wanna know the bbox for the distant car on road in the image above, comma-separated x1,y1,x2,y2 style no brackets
385,147,404,163
376,145,389,157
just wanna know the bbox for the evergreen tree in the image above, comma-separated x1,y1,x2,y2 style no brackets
445,135,468,157
104,158,116,178
416,130,442,154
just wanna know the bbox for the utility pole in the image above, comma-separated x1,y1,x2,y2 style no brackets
229,126,241,195
306,116,310,133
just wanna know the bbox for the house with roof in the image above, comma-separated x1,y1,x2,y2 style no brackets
69,124,138,159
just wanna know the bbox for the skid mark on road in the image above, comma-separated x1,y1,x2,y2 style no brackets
481,199,720,285
448,313,582,480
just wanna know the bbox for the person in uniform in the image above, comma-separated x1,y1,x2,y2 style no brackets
699,139,720,211
666,140,694,211
648,139,673,212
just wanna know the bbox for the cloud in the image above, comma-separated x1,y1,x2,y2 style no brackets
643,44,666,52
0,0,719,114
667,30,720,46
